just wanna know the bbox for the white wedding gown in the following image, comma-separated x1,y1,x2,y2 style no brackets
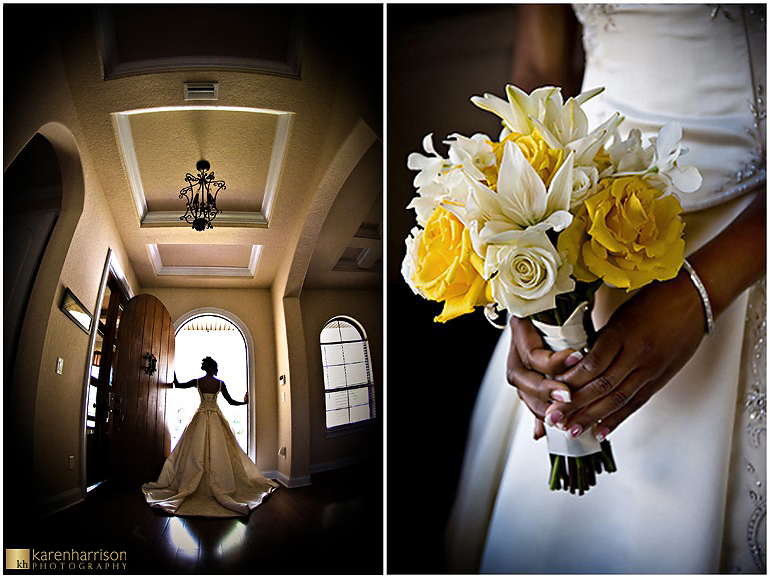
446,4,766,573
142,381,278,517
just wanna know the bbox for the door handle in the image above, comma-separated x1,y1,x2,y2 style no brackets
114,408,124,432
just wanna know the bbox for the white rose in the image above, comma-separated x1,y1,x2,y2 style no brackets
570,165,599,209
485,229,575,318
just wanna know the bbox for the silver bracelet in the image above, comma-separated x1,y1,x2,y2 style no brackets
682,259,714,335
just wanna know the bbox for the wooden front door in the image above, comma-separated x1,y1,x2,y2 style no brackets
109,294,175,488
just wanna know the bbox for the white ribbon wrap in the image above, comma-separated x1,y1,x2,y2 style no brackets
531,302,591,352
543,423,601,457
531,302,602,457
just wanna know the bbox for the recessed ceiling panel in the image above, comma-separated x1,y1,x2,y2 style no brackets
157,244,254,269
149,244,260,277
115,107,291,227
132,109,276,213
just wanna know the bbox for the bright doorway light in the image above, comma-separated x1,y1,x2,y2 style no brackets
169,314,248,451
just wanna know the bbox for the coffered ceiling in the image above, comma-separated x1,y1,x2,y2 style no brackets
12,4,383,292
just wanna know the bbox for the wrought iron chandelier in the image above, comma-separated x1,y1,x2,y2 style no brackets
179,160,226,231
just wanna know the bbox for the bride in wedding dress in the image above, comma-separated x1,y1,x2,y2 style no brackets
446,4,765,573
142,356,278,517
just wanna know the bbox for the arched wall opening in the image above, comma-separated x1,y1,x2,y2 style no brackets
4,133,63,386
173,308,258,459
6,122,87,514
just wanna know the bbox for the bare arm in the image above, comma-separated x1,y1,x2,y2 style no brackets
173,373,197,389
221,383,247,406
511,5,581,95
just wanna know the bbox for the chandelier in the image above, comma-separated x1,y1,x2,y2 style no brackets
179,160,226,231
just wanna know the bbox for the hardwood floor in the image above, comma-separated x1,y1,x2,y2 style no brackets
16,460,382,574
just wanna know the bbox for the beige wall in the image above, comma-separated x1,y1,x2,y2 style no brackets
6,27,139,512
140,288,279,473
300,289,383,469
274,295,312,485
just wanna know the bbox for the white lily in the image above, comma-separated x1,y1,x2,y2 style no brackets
606,122,702,194
609,128,654,173
567,111,624,167
406,169,469,226
444,133,496,182
465,141,574,250
471,85,604,147
407,133,450,190
406,133,474,225
401,227,425,297
652,122,702,193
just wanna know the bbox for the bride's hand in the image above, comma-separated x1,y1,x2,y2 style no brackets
506,316,583,439
548,272,706,440
550,192,765,440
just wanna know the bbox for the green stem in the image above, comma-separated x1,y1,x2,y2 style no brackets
601,440,618,472
567,457,577,494
549,454,561,491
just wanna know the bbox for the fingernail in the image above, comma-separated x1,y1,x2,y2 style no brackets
567,424,583,440
565,351,583,367
551,389,571,403
595,426,609,443
545,410,563,427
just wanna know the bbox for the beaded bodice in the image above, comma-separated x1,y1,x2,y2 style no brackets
197,380,221,412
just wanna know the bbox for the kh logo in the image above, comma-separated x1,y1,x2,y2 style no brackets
6,550,30,570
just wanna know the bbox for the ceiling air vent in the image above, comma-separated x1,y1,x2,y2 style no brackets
184,82,219,101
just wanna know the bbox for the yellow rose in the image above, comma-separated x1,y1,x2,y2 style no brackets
412,207,493,322
488,131,564,189
557,205,598,283
557,176,685,291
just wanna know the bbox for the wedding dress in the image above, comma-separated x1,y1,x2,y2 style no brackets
445,4,766,573
142,380,278,517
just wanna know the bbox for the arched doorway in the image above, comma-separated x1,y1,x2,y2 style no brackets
4,134,62,385
171,312,251,453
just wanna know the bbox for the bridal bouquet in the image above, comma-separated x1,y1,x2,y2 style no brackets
402,85,701,494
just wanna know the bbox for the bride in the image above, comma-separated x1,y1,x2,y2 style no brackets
445,4,765,573
142,356,278,517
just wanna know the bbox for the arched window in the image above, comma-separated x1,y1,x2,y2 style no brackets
320,316,376,430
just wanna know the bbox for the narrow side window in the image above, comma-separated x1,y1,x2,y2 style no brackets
320,317,376,431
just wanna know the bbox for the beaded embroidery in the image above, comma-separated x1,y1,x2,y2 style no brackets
573,4,617,58
743,280,766,572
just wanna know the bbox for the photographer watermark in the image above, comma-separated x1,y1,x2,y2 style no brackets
6,548,127,571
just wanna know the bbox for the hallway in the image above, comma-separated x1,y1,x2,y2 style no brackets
14,461,382,574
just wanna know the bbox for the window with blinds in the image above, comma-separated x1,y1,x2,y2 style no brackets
320,317,375,430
